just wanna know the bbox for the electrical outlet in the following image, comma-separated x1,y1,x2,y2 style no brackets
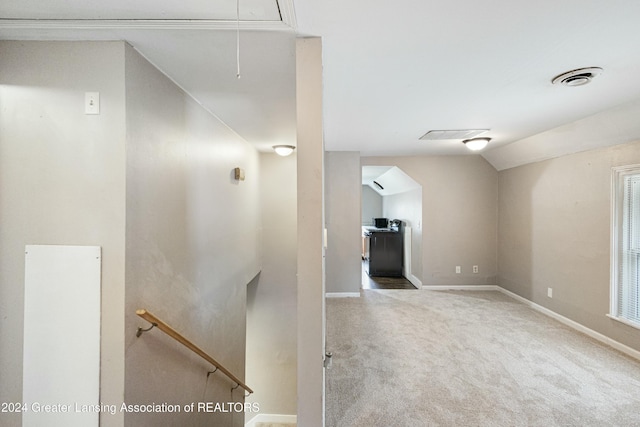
455,266,461,274
473,265,478,273
547,287,553,298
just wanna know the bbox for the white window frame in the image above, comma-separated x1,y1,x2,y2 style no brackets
609,164,640,330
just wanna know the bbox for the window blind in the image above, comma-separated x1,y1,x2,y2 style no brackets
617,174,640,325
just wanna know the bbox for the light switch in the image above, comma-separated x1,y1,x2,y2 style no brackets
85,92,100,115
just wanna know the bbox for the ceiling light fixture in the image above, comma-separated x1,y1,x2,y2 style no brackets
462,137,491,151
272,145,296,156
551,67,603,87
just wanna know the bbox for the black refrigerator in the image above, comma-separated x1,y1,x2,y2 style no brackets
367,227,403,277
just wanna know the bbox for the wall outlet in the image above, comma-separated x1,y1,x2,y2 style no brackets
473,265,478,273
547,287,553,298
455,266,461,274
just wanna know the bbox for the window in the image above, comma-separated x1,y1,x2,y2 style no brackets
611,165,640,329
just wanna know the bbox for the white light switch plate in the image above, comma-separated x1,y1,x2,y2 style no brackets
85,92,100,115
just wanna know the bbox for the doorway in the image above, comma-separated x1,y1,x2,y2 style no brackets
361,165,422,289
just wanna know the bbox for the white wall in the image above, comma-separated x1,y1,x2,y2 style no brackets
124,44,260,427
325,152,362,294
246,152,297,418
362,185,382,225
362,155,498,286
0,41,127,427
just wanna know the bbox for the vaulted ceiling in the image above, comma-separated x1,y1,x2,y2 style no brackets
3,0,640,170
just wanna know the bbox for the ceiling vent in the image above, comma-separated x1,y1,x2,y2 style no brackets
551,67,603,87
419,129,489,141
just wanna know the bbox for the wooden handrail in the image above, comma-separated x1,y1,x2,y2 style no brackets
136,308,253,394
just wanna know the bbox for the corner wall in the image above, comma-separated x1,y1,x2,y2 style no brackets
124,44,260,426
0,41,127,427
498,141,640,352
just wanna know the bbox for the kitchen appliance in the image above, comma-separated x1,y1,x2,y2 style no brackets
366,219,403,277
389,219,402,231
374,218,388,228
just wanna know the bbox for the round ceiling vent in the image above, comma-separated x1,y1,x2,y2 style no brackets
551,67,603,87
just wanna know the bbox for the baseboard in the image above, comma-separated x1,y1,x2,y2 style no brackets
245,413,297,427
497,286,640,362
422,285,500,291
408,274,422,289
326,292,360,298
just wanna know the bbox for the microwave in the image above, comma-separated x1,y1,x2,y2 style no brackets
374,218,388,228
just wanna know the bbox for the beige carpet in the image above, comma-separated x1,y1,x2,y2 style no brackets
325,290,640,427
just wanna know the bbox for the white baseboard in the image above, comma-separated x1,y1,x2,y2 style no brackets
245,413,297,427
497,286,640,362
326,292,360,298
422,285,500,291
408,274,422,289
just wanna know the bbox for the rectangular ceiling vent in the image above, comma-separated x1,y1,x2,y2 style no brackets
419,129,489,141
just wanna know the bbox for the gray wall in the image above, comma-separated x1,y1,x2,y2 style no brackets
363,155,498,286
325,152,362,294
0,41,127,427
498,141,640,353
246,152,297,418
124,44,260,426
362,185,383,225
383,188,423,282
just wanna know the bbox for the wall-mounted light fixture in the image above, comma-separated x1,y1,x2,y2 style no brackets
272,145,296,156
462,137,491,151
